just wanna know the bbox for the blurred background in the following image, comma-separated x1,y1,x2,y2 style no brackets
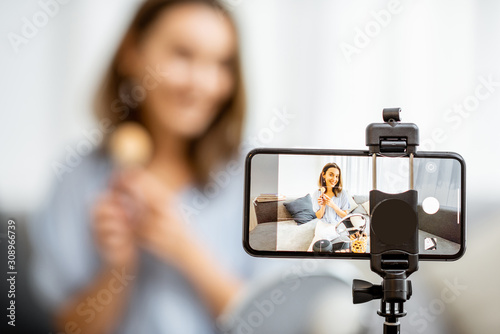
1,0,499,333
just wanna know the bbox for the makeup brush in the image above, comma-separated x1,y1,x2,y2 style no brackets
108,122,154,168
107,121,154,222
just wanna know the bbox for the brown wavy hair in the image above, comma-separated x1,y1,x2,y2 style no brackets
318,162,343,197
93,0,245,184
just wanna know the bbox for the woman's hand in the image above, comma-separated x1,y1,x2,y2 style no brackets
112,168,242,317
322,194,348,219
111,168,194,267
323,194,343,212
322,194,336,209
91,190,138,269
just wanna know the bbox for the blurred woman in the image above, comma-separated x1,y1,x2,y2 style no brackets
29,1,251,333
312,162,350,224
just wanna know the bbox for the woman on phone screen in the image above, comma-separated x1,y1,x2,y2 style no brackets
312,162,351,224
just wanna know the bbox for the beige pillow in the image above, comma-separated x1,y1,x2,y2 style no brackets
361,201,370,215
347,195,358,213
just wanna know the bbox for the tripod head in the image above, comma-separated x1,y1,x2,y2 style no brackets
353,108,420,333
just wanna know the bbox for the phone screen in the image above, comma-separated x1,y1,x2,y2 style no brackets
244,149,465,260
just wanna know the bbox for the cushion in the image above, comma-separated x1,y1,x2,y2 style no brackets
347,195,358,213
253,200,279,224
361,201,370,215
352,204,367,215
283,194,317,225
353,195,369,204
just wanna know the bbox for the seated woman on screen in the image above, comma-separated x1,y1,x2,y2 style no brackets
312,162,350,224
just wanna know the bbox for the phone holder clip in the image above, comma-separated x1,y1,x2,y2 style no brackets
366,108,419,154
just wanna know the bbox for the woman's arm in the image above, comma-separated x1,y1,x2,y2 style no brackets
54,191,138,334
174,241,243,317
134,208,241,317
324,194,348,218
55,264,136,334
331,205,348,218
315,193,326,219
137,222,242,317
316,206,326,219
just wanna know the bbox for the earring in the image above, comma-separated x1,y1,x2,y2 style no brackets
118,77,142,108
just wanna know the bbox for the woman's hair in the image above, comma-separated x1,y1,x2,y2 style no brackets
318,163,343,197
93,0,245,184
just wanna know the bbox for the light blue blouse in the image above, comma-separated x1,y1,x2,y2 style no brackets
28,148,265,334
311,189,350,224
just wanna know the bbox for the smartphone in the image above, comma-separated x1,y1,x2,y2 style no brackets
243,148,466,260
